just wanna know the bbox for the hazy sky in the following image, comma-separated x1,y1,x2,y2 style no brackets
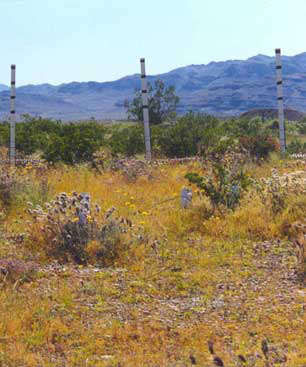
0,0,306,85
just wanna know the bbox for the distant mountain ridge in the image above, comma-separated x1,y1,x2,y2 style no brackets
241,108,305,121
0,84,9,92
2,52,306,120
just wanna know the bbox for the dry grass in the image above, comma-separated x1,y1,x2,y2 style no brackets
0,158,305,366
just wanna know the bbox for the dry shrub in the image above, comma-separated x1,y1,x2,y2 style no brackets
26,192,133,265
111,158,153,182
0,167,14,206
0,257,38,286
86,216,133,266
0,163,42,208
256,169,306,215
278,195,306,234
239,134,279,159
285,220,306,281
88,148,113,172
274,194,306,281
0,146,8,161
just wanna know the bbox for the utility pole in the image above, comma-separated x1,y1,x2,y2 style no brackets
275,49,286,153
10,64,16,165
140,58,152,160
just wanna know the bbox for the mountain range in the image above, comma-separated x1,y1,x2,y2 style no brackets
1,52,306,121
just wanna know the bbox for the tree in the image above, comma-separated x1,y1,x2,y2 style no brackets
124,79,179,124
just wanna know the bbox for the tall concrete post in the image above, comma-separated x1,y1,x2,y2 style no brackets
275,49,286,153
10,64,16,165
140,58,152,160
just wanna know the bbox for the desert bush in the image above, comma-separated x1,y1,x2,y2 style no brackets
223,117,280,159
0,116,106,164
0,114,282,164
0,116,63,155
0,161,53,211
258,169,306,215
0,167,15,206
257,169,287,215
185,163,251,210
157,113,223,158
109,125,145,156
16,116,62,155
0,165,36,208
107,114,279,160
157,118,199,157
88,148,114,172
230,116,264,136
239,135,279,160
268,119,279,130
26,192,132,265
0,122,9,147
287,139,306,154
0,257,38,286
108,113,226,158
42,121,106,164
86,218,127,266
110,158,152,182
298,122,306,135
285,220,306,281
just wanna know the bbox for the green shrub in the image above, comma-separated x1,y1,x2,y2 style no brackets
0,122,9,147
157,113,222,158
109,125,145,156
185,164,251,210
268,119,279,130
42,121,106,164
298,123,306,135
16,116,62,155
157,120,199,157
230,117,263,136
1,116,106,164
287,140,306,154
0,113,283,163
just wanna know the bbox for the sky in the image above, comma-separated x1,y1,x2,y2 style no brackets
0,0,306,86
